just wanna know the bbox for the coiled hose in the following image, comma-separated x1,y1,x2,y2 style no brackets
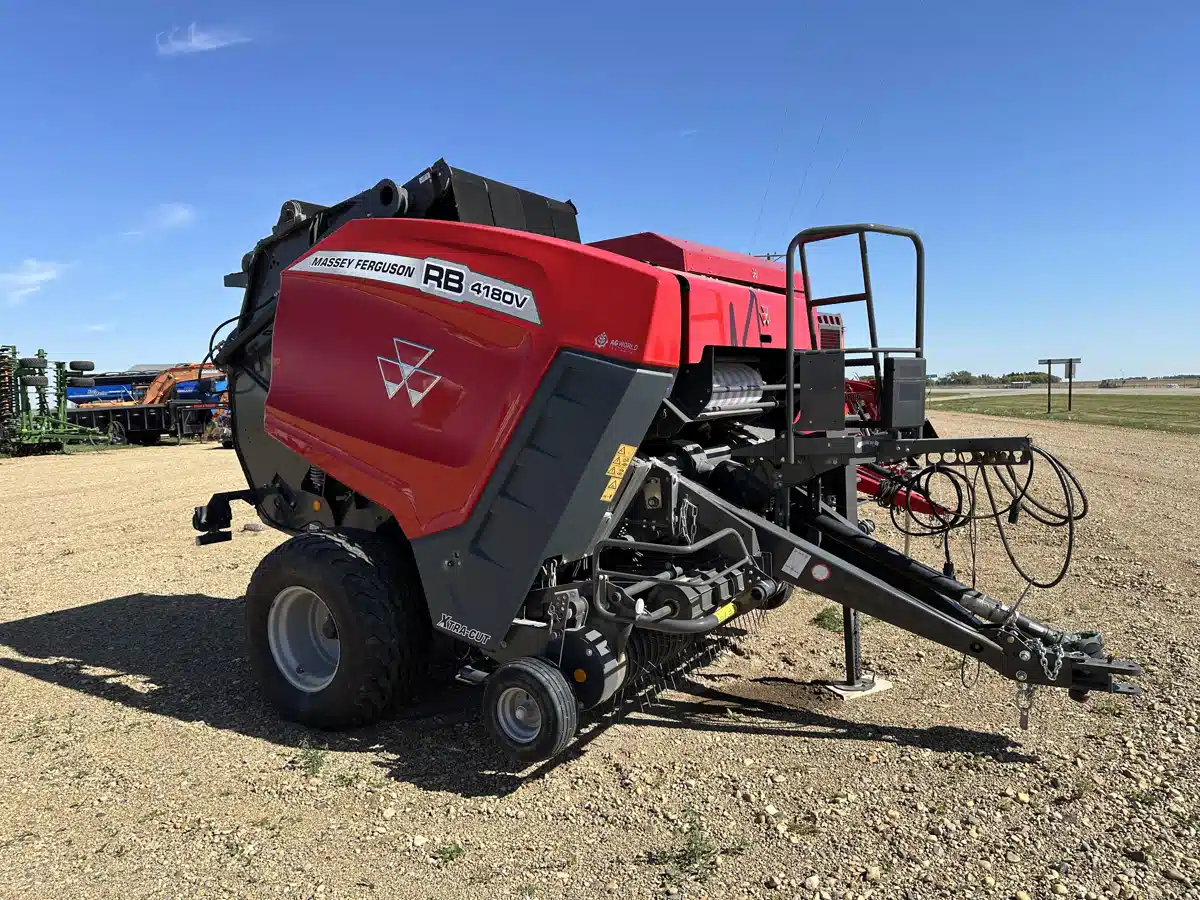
872,443,1087,591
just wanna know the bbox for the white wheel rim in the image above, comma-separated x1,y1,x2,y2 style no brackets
496,686,543,744
267,586,340,692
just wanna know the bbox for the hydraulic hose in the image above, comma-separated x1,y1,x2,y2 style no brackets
808,508,1061,642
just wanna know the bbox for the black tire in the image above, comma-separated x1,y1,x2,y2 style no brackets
68,361,95,372
18,357,46,369
221,439,234,449
245,531,429,730
482,657,579,763
20,375,48,388
67,377,96,388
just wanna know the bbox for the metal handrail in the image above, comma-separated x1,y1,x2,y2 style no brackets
783,224,925,467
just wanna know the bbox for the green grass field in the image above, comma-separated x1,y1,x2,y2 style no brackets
928,391,1200,435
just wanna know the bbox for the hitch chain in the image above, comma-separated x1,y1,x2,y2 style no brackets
1038,638,1065,683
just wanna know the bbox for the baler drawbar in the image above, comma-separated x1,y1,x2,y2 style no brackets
193,159,1140,762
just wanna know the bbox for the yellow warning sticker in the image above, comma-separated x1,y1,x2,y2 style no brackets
600,443,638,502
606,443,637,478
714,602,737,624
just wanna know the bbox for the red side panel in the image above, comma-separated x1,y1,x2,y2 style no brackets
589,232,803,291
264,218,681,539
591,232,821,364
676,273,817,364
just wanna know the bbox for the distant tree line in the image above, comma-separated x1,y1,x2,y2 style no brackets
934,370,1061,386
1111,374,1200,381
1099,375,1200,388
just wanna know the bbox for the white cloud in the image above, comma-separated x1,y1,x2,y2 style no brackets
123,203,197,237
86,324,113,333
679,128,700,138
155,23,250,57
1,259,62,304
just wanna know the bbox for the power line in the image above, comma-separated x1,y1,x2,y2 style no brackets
784,116,826,228
749,118,787,254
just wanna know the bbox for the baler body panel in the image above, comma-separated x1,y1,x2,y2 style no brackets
673,272,814,364
589,232,799,291
591,232,819,363
265,217,681,541
409,350,673,650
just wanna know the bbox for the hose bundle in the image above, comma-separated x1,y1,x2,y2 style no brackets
874,444,1087,591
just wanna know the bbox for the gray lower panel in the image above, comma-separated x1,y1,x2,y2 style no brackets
411,351,674,653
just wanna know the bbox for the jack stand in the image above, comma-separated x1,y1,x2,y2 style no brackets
821,466,893,701
823,607,893,700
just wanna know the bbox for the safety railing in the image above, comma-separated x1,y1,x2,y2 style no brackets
783,224,925,467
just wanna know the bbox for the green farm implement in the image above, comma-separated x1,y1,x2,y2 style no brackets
0,346,105,455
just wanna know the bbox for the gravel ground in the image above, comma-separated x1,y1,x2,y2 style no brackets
0,414,1197,900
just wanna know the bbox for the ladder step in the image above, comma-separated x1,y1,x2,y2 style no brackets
811,292,869,306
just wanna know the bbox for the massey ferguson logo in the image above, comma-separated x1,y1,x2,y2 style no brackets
437,613,491,646
377,338,441,406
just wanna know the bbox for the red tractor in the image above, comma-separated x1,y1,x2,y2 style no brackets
194,160,1138,763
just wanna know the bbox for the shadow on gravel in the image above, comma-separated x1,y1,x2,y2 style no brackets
633,678,1036,764
0,593,1034,800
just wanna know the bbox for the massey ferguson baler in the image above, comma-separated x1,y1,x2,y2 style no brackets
193,159,1140,763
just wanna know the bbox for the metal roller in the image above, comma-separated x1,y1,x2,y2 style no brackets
704,363,764,413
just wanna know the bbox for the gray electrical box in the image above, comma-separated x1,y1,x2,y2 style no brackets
882,357,927,430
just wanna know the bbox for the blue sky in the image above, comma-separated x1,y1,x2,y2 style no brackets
1,1,1196,378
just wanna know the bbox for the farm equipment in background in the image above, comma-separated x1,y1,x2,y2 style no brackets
202,388,233,448
192,159,1141,763
0,347,104,454
68,363,225,445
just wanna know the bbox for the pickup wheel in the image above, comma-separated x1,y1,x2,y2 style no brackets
245,531,428,729
483,657,579,763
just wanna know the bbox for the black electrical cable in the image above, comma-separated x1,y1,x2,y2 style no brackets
203,314,240,370
874,443,1086,594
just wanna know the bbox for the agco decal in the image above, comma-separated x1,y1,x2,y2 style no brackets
290,250,540,325
594,332,639,354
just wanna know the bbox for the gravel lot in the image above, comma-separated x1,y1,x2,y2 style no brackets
1,413,1197,900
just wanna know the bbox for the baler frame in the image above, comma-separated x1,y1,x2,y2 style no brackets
190,161,1140,765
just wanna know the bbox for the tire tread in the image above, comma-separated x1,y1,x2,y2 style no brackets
245,530,428,730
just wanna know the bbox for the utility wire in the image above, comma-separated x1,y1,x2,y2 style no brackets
784,116,826,229
749,118,787,254
810,114,865,217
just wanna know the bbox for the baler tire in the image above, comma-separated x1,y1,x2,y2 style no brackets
482,657,579,764
339,528,431,682
18,358,46,369
245,531,422,730
68,361,95,372
20,375,49,388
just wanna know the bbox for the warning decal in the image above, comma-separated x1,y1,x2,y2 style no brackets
781,547,812,580
600,443,638,502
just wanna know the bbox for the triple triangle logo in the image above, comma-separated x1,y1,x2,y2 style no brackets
376,338,442,407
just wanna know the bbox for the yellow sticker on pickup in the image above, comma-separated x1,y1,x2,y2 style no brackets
714,602,737,624
600,443,638,502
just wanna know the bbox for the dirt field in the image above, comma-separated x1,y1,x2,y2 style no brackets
1,414,1198,900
